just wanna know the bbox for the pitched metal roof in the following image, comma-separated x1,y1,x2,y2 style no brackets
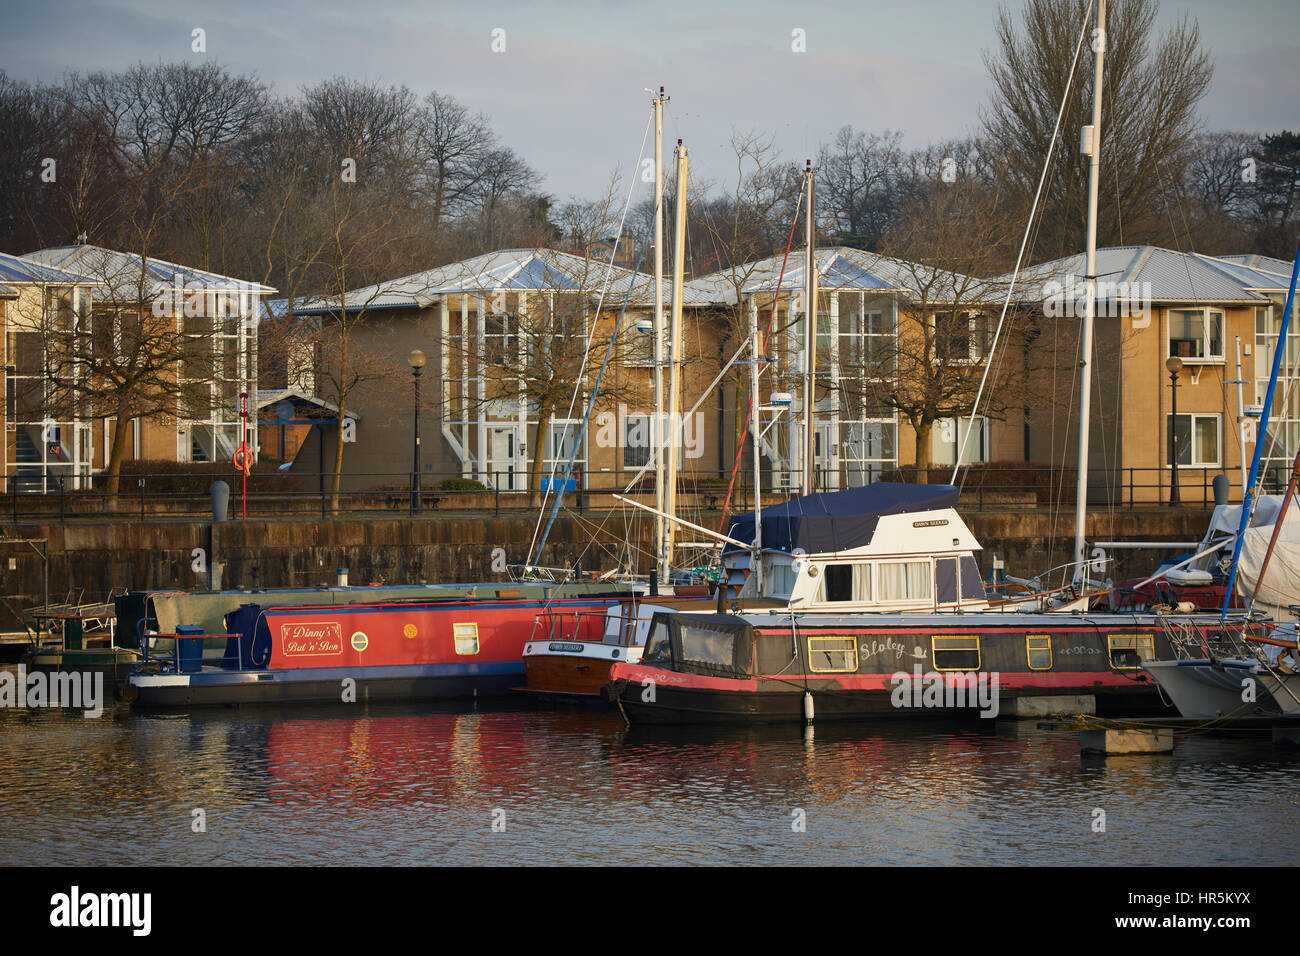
0,250,94,285
22,244,276,300
1216,254,1295,276
1007,245,1295,305
292,248,716,315
691,246,994,303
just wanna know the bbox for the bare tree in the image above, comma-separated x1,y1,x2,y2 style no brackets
816,126,905,251
850,175,1045,478
982,0,1212,258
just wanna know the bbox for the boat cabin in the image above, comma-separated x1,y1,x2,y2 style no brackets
721,483,989,613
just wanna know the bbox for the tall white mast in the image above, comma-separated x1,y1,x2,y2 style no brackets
651,87,667,582
802,160,818,496
663,140,687,579
1072,0,1105,586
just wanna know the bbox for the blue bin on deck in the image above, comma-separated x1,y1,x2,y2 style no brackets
176,624,205,673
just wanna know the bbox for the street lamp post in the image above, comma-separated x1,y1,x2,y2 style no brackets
410,349,426,513
1167,355,1183,507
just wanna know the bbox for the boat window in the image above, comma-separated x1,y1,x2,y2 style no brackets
807,636,857,673
1108,634,1155,670
932,635,980,671
936,558,958,604
879,561,932,602
1027,634,1052,670
767,561,797,598
643,621,672,665
822,564,853,602
959,555,986,601
453,623,479,655
678,625,734,666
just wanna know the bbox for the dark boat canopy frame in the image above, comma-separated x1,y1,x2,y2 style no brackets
643,612,754,679
724,483,960,556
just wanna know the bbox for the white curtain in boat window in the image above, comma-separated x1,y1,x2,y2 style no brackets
853,564,872,602
878,561,931,602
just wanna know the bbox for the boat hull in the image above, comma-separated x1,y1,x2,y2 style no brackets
131,662,521,708
1255,671,1300,715
1141,659,1280,718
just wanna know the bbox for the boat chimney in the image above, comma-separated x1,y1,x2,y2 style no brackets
649,569,659,597
337,567,349,588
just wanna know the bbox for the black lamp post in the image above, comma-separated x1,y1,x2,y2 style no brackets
1166,355,1182,507
409,349,426,513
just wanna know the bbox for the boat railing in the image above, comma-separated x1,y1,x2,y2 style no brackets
1157,617,1271,662
140,631,251,673
530,609,628,647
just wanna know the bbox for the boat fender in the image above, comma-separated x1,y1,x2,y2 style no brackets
803,691,815,723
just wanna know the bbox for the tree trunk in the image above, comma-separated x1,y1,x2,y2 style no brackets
104,403,134,498
529,403,552,511
330,401,346,514
913,421,933,484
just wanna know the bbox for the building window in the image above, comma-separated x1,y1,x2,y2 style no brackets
807,636,858,673
1108,634,1155,670
483,312,518,364
932,416,990,467
1026,635,1052,670
878,561,932,603
934,312,991,363
623,413,650,468
1168,308,1224,361
932,635,980,671
453,623,480,655
1167,413,1220,467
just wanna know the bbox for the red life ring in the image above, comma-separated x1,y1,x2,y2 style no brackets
232,446,252,474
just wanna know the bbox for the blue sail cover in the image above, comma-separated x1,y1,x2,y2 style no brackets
724,483,960,555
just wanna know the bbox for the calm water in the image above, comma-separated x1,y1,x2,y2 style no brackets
1,679,1297,865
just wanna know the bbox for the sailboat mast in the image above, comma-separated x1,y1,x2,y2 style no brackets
652,87,667,581
751,291,764,594
664,140,687,579
802,160,818,496
1072,0,1105,586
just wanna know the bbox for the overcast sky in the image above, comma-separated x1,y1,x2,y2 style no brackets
2,0,1297,201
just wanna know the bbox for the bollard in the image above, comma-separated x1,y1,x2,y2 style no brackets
210,481,230,523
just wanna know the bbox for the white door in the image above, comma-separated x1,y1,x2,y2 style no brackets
487,427,518,490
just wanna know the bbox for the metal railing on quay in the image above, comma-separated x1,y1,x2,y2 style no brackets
2,464,1283,523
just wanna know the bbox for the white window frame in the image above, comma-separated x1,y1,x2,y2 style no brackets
932,311,991,366
1166,412,1221,468
1167,307,1225,363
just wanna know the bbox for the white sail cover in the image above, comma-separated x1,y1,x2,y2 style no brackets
1237,512,1300,620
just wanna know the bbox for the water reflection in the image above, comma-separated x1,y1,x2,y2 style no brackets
0,694,1296,865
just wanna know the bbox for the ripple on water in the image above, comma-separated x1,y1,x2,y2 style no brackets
0,701,1296,865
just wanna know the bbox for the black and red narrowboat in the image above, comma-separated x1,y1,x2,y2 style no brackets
602,609,1199,724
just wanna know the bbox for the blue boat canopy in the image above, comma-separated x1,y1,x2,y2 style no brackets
724,483,960,555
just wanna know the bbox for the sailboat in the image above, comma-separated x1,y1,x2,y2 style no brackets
521,104,707,699
600,0,1275,724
